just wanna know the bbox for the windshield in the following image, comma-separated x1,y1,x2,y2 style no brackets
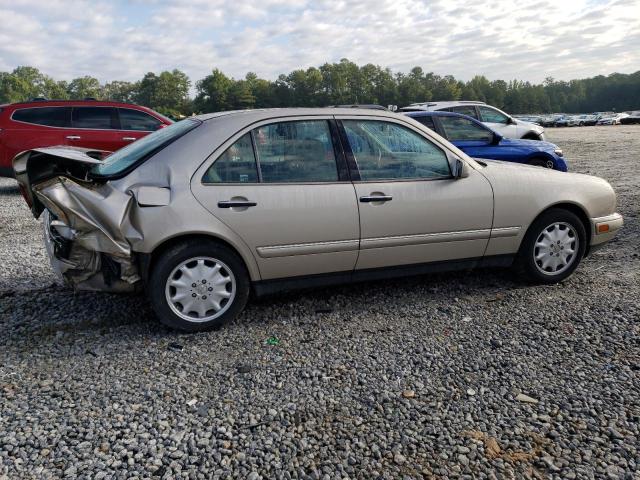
91,118,200,177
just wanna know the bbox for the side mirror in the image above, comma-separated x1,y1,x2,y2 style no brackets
453,158,469,179
492,132,503,144
506,117,515,125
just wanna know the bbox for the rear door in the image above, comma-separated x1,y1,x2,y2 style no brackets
114,107,163,148
5,107,71,165
69,106,121,152
338,116,494,270
192,117,360,280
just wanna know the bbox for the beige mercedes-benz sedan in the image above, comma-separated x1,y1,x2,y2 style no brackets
13,108,623,331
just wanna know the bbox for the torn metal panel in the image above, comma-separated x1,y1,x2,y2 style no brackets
36,176,146,292
34,176,142,257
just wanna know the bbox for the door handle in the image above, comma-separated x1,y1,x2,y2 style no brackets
360,195,392,203
217,200,257,208
66,135,81,140
122,137,136,141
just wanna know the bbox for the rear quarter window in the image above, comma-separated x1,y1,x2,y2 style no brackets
12,107,72,127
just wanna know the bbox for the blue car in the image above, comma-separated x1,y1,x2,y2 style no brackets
405,111,568,171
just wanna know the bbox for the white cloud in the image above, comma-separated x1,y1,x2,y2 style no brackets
0,0,638,85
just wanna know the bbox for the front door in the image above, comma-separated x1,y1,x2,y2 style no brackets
192,118,360,280
478,105,519,139
113,107,165,150
436,114,497,160
68,107,121,152
338,117,494,271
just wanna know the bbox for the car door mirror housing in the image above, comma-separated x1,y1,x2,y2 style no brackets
492,132,503,144
453,158,469,179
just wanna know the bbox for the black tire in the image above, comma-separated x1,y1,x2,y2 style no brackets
529,157,555,169
148,240,250,332
515,208,587,284
522,133,541,140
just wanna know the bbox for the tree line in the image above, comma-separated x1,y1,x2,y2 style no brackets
1,60,638,118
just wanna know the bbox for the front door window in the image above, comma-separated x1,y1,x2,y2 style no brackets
479,106,509,124
341,120,451,180
439,116,493,143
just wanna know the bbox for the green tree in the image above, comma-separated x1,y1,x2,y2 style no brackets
229,80,255,109
103,80,138,103
194,69,233,113
135,70,191,117
67,76,102,99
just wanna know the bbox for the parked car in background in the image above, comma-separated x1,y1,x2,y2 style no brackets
399,101,546,141
0,99,172,177
553,115,577,127
597,113,629,125
574,114,598,126
513,115,543,125
620,111,640,125
405,111,567,171
13,108,622,331
540,114,563,128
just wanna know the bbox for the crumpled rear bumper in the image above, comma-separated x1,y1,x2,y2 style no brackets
38,178,142,292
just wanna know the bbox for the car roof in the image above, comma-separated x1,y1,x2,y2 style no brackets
6,99,156,109
405,100,486,108
404,110,465,118
194,107,404,123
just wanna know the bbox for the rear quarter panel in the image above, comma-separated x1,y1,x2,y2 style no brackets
109,119,263,281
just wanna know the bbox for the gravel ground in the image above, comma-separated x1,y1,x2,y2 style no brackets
1,126,638,479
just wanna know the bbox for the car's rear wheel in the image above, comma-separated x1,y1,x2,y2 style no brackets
529,157,555,169
516,208,586,284
148,240,250,331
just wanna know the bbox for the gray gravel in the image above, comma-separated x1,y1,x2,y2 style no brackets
1,125,639,479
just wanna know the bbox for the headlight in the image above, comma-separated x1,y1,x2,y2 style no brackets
554,148,563,157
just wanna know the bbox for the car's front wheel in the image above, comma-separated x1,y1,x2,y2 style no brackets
517,208,587,284
148,240,250,331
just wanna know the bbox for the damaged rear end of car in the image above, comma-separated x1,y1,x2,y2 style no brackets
14,147,142,292
12,117,202,293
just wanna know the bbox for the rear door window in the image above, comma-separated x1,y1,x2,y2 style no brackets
12,107,72,127
450,106,479,119
203,133,259,183
254,120,339,183
118,108,162,131
412,116,436,131
72,107,117,129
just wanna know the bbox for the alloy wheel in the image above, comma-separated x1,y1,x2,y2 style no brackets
533,222,579,276
165,256,236,322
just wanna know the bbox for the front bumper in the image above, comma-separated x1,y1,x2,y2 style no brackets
590,213,623,246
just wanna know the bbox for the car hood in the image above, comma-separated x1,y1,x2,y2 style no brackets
514,119,544,132
498,137,558,152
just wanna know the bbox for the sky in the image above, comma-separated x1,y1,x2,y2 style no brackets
0,0,638,85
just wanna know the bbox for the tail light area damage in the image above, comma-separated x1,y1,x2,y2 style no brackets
38,177,142,291
14,147,167,292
